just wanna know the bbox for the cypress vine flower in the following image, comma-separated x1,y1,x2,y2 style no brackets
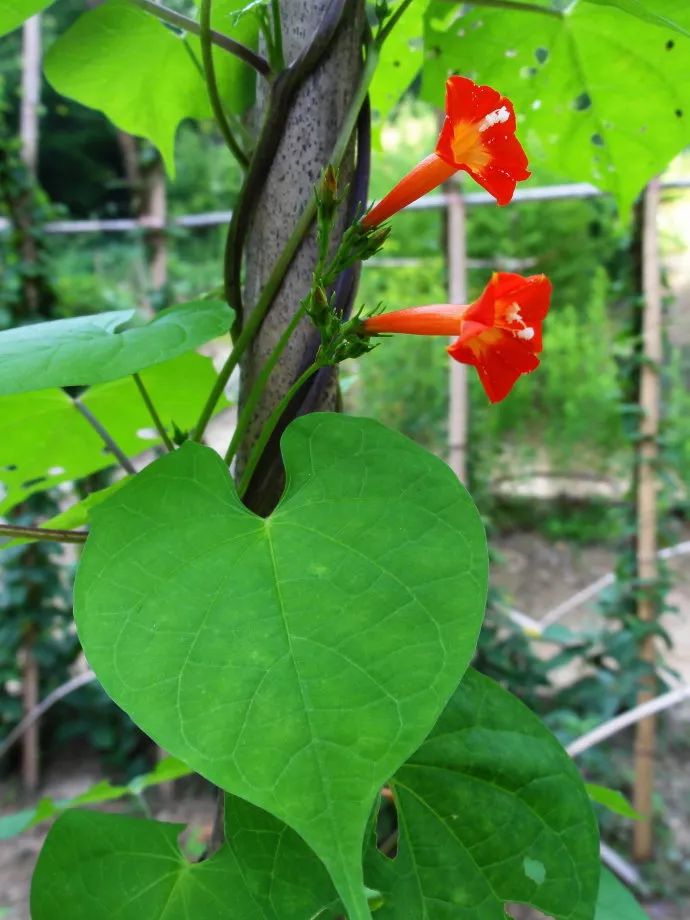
362,272,552,403
362,75,530,228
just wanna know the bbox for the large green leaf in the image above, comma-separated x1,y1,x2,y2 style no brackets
366,669,600,919
0,351,228,514
43,0,211,174
595,868,649,919
423,0,690,211
0,300,232,395
31,801,345,918
74,413,488,920
0,0,53,37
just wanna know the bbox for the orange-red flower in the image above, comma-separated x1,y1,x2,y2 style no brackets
362,272,552,403
361,76,530,229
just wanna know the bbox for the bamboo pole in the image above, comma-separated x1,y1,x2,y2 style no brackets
446,185,468,482
19,14,43,793
632,178,662,861
146,158,167,296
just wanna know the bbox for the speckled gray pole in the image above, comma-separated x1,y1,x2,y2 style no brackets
238,0,366,514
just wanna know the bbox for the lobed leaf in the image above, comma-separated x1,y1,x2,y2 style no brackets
31,800,346,919
366,669,600,919
0,300,232,395
422,0,690,212
74,413,488,919
44,0,211,174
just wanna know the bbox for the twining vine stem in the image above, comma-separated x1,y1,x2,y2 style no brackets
199,0,250,168
193,45,380,444
223,0,350,319
224,303,308,465
237,361,322,497
132,0,272,75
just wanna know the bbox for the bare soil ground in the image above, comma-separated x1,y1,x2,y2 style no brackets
1,530,688,919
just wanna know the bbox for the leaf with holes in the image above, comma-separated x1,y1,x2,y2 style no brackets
0,300,232,395
366,668,600,919
44,0,211,174
423,0,690,211
0,351,229,514
595,867,649,919
31,806,341,919
74,413,488,920
0,0,54,36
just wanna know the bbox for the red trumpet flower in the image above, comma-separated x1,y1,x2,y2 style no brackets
362,272,552,403
362,76,530,229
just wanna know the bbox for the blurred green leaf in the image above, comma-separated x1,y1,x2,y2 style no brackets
0,351,230,515
0,0,53,37
586,783,644,820
583,0,690,38
595,867,650,919
0,300,232,394
371,1,428,131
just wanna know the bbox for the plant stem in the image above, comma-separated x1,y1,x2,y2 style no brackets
132,373,175,451
376,0,414,44
200,0,250,168
270,0,285,70
73,399,137,475
194,45,380,444
132,0,272,75
237,361,322,498
224,303,307,465
0,523,87,545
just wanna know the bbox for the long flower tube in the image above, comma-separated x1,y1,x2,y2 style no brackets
362,75,530,228
362,272,552,403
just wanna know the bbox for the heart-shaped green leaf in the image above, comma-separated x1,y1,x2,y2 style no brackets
0,300,232,395
31,806,339,919
366,669,600,919
0,351,228,514
423,0,690,212
44,0,212,174
74,413,488,919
